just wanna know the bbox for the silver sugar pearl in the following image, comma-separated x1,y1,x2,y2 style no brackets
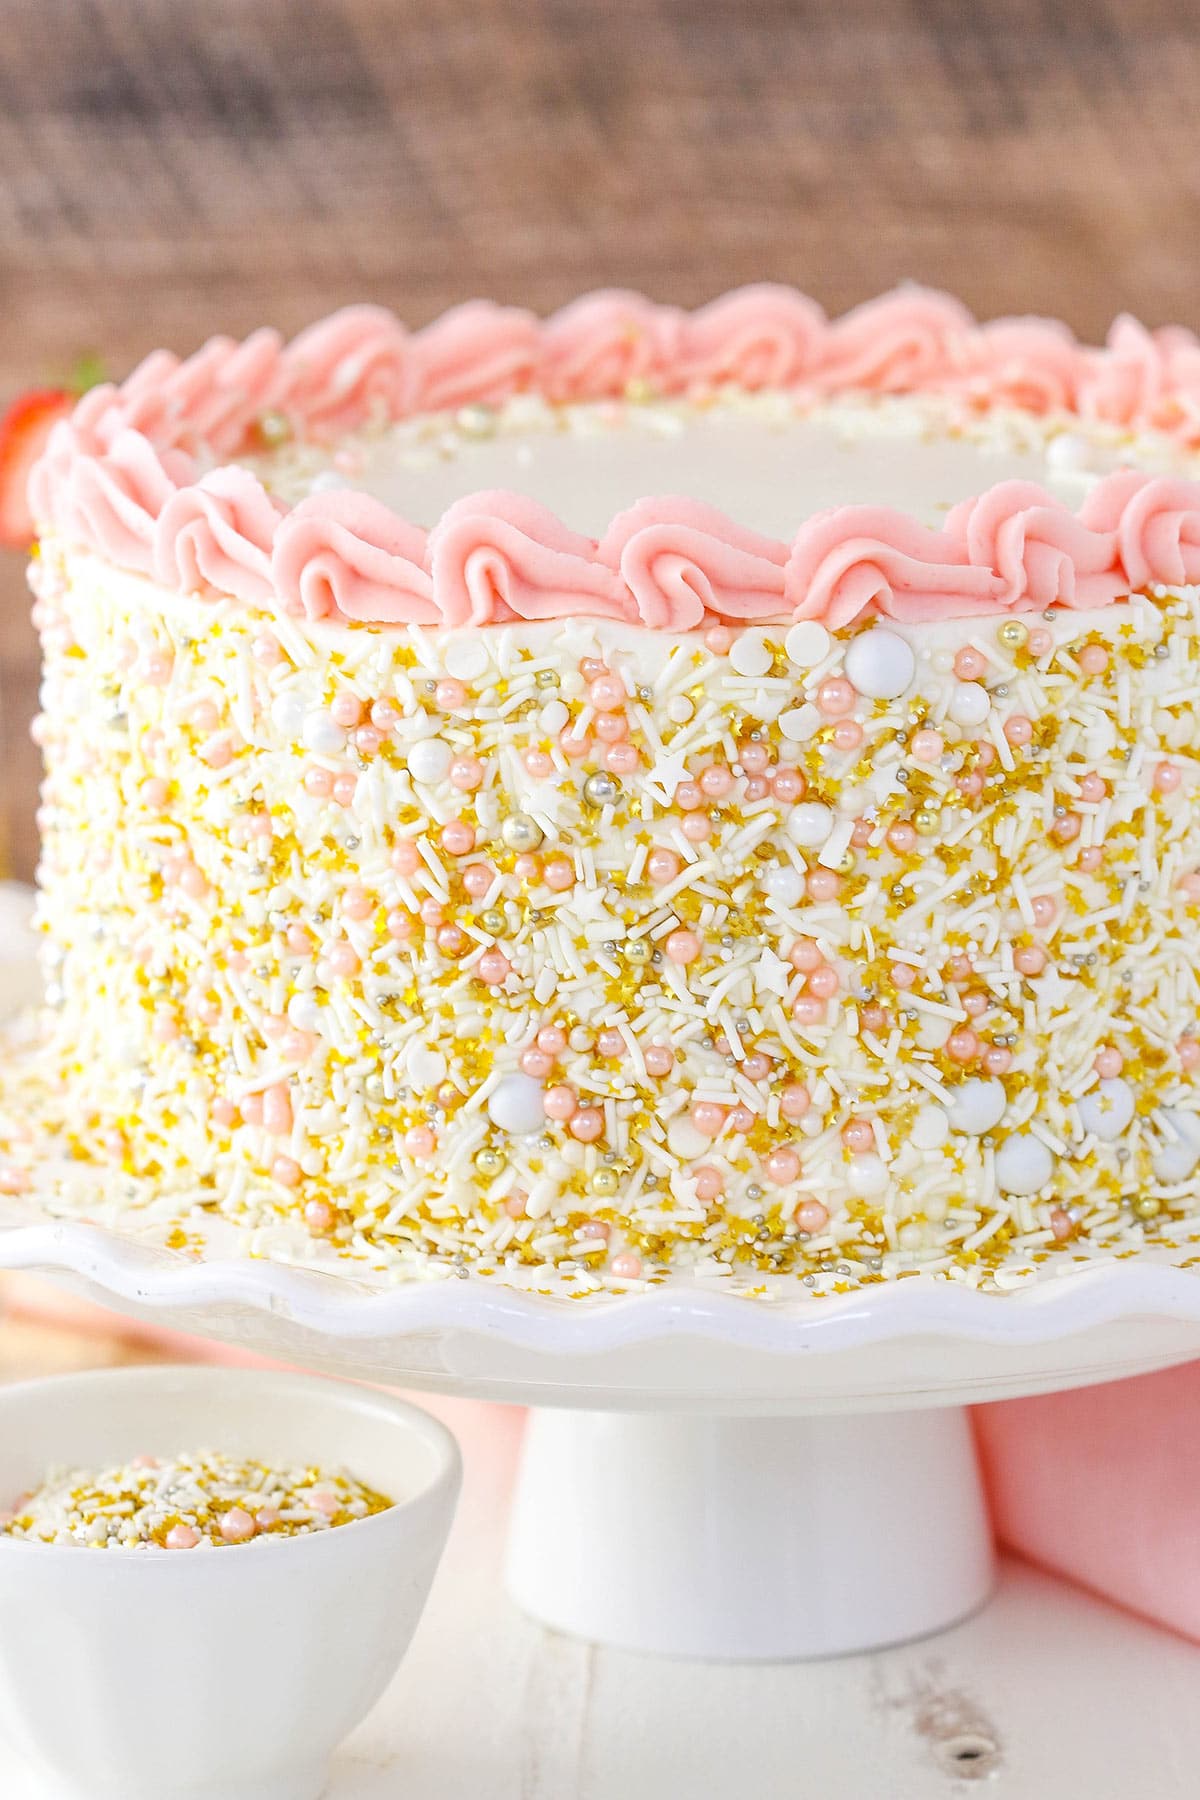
501,813,544,852
583,771,620,808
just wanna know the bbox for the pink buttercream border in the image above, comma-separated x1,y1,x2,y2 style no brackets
28,284,1200,631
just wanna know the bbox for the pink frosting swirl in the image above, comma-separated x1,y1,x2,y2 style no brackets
278,306,414,438
945,317,1084,416
118,331,285,456
1081,470,1200,590
945,480,1125,610
786,509,1002,628
676,284,826,391
813,286,974,393
412,303,541,413
44,429,185,576
428,492,630,626
273,493,436,624
538,291,683,401
154,469,283,606
599,499,788,628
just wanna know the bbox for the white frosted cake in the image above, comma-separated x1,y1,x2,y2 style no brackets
8,283,1200,1297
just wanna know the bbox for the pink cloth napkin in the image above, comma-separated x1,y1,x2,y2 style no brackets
974,1362,1200,1644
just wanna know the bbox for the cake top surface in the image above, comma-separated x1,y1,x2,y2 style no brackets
28,282,1200,632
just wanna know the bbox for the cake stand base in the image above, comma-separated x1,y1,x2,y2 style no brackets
505,1405,994,1660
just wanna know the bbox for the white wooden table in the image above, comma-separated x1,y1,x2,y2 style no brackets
1,1381,1196,1798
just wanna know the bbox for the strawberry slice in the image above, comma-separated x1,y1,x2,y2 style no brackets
0,388,72,548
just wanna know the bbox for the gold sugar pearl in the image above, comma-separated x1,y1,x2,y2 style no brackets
479,908,507,935
1133,1195,1162,1220
501,813,543,852
998,620,1029,650
624,939,652,965
474,1147,504,1176
591,1168,620,1197
914,808,942,837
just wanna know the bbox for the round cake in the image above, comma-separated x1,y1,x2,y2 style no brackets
9,282,1200,1297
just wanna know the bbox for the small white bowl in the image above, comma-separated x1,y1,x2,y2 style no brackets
0,1365,461,1800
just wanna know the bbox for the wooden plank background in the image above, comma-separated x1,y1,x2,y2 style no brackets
4,0,1200,877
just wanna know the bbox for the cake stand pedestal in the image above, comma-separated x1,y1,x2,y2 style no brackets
4,1211,1200,1660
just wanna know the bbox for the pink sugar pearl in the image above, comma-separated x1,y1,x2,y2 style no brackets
435,678,467,711
521,1048,554,1078
190,699,219,734
740,742,770,774
330,694,362,728
354,725,383,756
142,651,173,686
1030,895,1057,928
220,1507,257,1544
841,1118,874,1154
328,940,360,977
271,1156,301,1188
983,1047,1012,1076
727,1105,755,1134
700,763,733,799
962,989,989,1017
1052,813,1081,844
211,1097,237,1128
462,862,494,897
666,929,702,964
975,742,997,768
832,720,863,752
887,822,917,854
579,1220,610,1240
816,678,855,717
332,773,357,807
304,1199,336,1235
1050,1207,1074,1242
860,1003,888,1033
442,819,476,856
742,1052,772,1080
1078,847,1104,872
478,950,510,985
282,1030,315,1062
569,1108,604,1142
1004,714,1034,747
589,675,626,710
948,954,973,981
1180,1036,1200,1070
450,755,483,791
420,899,445,926
610,1252,643,1280
165,1525,200,1550
1155,761,1182,794
694,1165,724,1202
179,864,209,901
780,1082,810,1119
371,698,401,730
807,869,840,903
263,1084,293,1135
771,767,806,803
765,1146,801,1185
676,780,704,811
692,1102,726,1137
255,1508,281,1530
648,848,681,886
252,632,281,665
240,1093,264,1128
792,996,826,1026
543,856,575,890
1094,1047,1124,1078
954,646,986,680
606,742,640,775
405,1125,436,1158
795,1198,829,1235
1014,945,1046,976
386,908,414,941
391,840,421,876
304,767,334,799
597,1028,626,1058
704,626,732,653
513,853,538,880
579,658,608,681
310,1489,340,1517
544,1084,578,1121
1078,644,1108,675
806,963,840,999
744,776,770,801
1078,773,1107,803
538,1025,568,1055
1027,627,1053,657
595,711,628,743
437,924,467,956
957,772,984,798
343,886,372,921
910,729,943,763
682,813,712,842
524,748,553,777
561,728,591,760
644,1044,674,1077
946,1028,980,1064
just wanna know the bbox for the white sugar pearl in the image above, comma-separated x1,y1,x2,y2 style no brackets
302,712,346,754
1152,1110,1200,1183
270,693,307,738
540,699,569,735
848,1154,888,1196
787,802,834,848
947,1078,1007,1136
910,1106,950,1150
995,1134,1054,1195
667,697,693,724
407,736,452,785
948,681,991,728
779,703,821,742
668,1117,711,1160
729,630,773,679
286,993,322,1033
785,621,831,668
1076,1078,1134,1142
764,865,804,907
1045,432,1094,474
916,1013,953,1051
406,1044,447,1090
443,637,490,680
487,1074,545,1135
843,628,915,700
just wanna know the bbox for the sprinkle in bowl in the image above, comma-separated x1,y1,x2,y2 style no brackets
0,1365,461,1800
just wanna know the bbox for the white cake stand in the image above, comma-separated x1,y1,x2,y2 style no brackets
4,1205,1200,1662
